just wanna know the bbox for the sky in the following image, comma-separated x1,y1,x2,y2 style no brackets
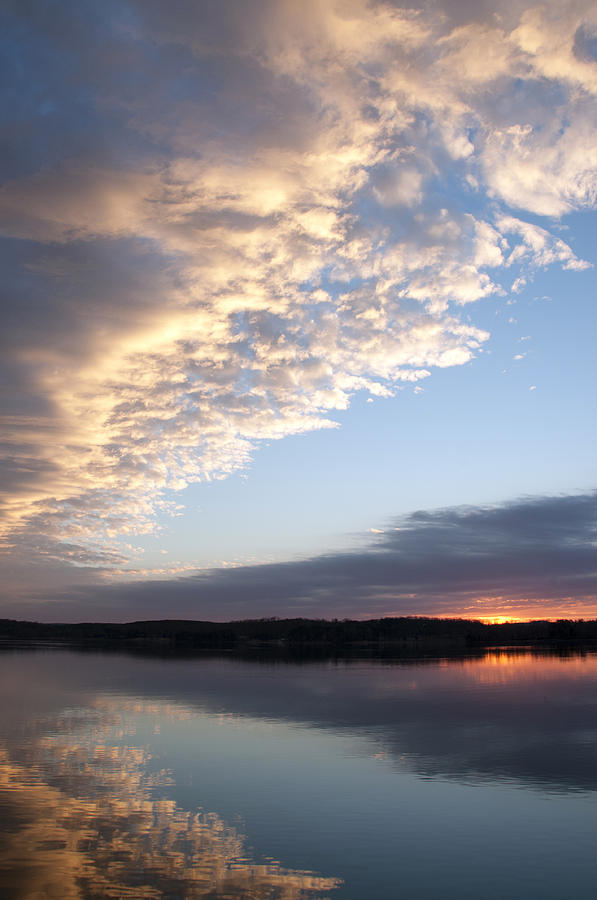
1,0,596,622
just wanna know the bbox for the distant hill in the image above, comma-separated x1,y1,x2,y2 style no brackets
1,615,597,649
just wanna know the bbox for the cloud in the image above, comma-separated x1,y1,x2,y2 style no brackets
4,491,597,622
0,0,595,577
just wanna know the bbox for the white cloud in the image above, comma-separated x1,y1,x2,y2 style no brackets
498,215,590,270
0,0,595,576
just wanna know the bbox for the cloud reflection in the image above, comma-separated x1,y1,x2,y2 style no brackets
0,701,340,899
3,646,597,799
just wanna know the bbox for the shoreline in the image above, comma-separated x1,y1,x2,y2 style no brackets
2,615,597,655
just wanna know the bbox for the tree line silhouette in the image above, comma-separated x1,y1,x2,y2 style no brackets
1,615,597,649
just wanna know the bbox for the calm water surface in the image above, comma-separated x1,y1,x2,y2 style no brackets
1,646,597,899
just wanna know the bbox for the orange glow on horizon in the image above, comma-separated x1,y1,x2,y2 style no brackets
399,597,597,624
383,611,584,624
435,612,597,624
475,615,530,625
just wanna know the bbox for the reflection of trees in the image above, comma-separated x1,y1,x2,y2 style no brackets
0,706,340,900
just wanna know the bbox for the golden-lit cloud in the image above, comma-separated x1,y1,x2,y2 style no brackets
0,0,595,580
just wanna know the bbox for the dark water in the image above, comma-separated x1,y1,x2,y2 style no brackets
1,647,597,899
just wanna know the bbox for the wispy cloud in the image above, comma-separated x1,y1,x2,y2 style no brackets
0,0,595,574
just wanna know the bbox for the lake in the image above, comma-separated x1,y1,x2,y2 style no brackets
1,645,596,899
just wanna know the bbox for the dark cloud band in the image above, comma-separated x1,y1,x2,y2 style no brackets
4,491,596,621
